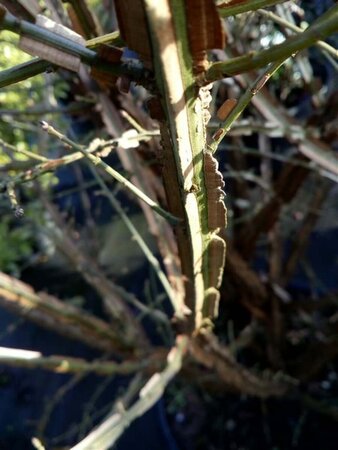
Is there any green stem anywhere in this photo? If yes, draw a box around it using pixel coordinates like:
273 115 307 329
0 58 52 89
0 145 103 190
0 8 145 85
0 137 48 161
86 31 124 48
257 8 338 59
2 9 97 62
205 4 338 81
40 121 181 224
0 56 144 91
85 163 181 318
0 352 148 376
210 59 284 152
217 0 289 17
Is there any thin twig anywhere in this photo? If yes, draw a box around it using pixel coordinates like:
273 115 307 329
86 31 123 48
256 8 338 60
71 336 188 450
87 164 181 318
39 121 181 224
210 59 284 152
0 349 150 375
0 137 48 162
0 58 52 89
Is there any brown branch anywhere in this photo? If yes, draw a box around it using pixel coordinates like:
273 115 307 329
0 272 134 355
189 330 293 398
66 0 102 39
0 352 154 376
0 0 41 21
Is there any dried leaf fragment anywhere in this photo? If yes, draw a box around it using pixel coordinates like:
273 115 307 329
216 98 238 120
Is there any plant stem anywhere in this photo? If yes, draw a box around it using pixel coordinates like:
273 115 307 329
85 163 181 318
0 58 52 88
2 8 97 61
217 0 289 17
71 336 188 450
210 59 284 152
205 4 338 81
65 0 101 39
0 350 149 375
0 272 131 353
0 8 145 84
40 121 181 224
0 137 48 161
257 8 338 59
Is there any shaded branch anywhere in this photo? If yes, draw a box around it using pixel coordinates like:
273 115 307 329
235 157 309 258
0 272 134 354
85 162 179 317
71 336 188 450
0 348 155 376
